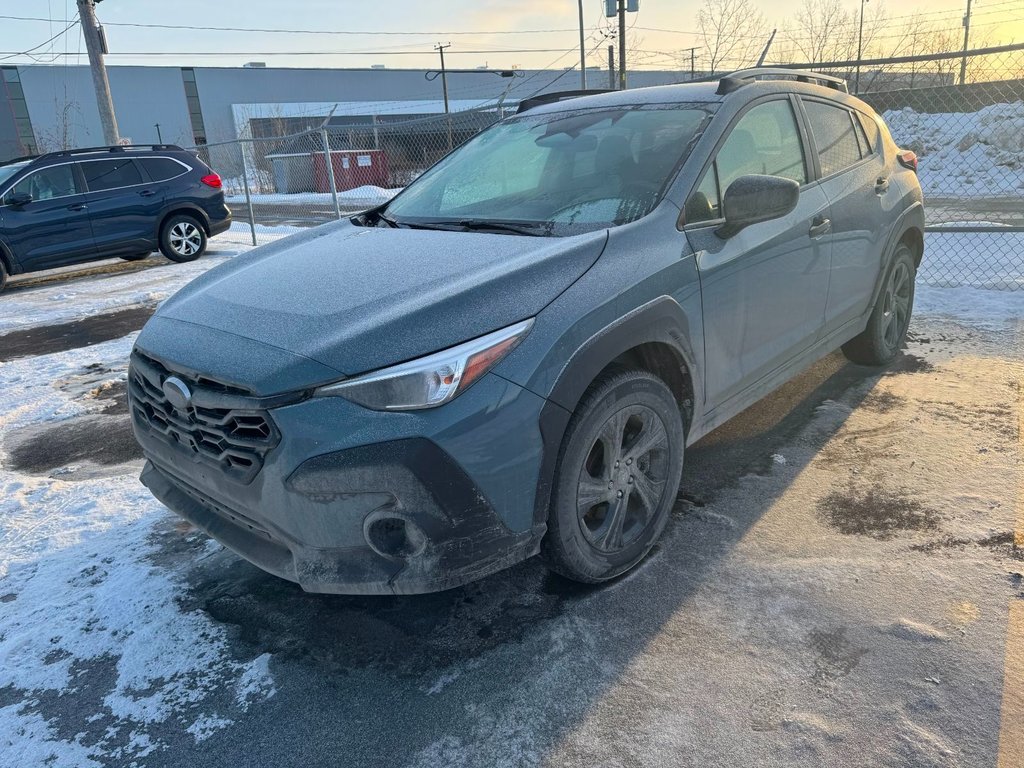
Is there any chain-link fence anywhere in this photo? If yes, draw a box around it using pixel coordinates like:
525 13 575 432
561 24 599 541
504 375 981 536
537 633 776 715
192 44 1023 290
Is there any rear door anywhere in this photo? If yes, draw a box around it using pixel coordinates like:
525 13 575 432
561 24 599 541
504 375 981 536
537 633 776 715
0 163 95 270
684 97 832 408
80 157 162 254
799 98 892 333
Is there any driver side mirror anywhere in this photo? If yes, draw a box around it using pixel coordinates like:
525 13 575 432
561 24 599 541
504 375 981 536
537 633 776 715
716 174 799 239
5 192 32 208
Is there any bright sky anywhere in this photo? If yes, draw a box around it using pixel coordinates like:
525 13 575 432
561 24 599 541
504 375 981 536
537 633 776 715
0 0 1021 71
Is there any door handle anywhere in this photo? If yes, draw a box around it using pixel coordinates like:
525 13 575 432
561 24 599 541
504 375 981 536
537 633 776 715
67 203 87 211
809 215 831 238
874 176 890 194
139 189 156 197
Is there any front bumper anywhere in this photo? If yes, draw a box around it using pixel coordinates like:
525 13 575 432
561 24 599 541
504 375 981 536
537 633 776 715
132 366 553 594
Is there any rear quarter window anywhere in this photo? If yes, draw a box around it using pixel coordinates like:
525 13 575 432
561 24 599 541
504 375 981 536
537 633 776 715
141 157 189 182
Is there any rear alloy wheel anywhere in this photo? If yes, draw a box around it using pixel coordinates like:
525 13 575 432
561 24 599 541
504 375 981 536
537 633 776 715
542 370 685 583
160 215 207 263
842 243 916 366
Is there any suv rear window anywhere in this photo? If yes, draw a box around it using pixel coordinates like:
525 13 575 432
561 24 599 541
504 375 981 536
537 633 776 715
82 159 143 191
141 157 188 182
803 101 862 177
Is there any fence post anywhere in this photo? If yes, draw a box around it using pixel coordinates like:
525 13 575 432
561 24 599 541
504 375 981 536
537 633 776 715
239 142 257 247
322 128 342 220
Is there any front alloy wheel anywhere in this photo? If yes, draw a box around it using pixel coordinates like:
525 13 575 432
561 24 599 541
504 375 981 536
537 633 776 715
543 370 685 583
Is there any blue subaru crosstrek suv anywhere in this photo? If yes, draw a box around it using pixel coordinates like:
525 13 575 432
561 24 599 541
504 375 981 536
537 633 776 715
129 69 924 594
0 144 231 292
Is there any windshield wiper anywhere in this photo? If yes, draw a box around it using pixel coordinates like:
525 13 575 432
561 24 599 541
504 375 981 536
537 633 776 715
375 210 403 228
422 219 551 236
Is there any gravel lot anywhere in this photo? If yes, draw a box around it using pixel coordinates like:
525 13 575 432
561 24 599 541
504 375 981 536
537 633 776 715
0 242 1021 767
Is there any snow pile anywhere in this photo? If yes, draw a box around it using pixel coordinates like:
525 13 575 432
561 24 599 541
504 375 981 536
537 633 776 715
0 341 276 765
883 102 1024 197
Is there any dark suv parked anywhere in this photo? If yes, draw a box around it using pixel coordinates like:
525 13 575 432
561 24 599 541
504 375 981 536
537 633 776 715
0 144 231 292
130 69 924 594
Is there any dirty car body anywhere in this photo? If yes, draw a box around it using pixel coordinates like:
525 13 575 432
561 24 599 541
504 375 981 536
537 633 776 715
130 72 924 594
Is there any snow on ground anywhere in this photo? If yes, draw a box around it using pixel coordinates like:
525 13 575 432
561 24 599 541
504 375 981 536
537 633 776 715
0 337 276 765
883 101 1024 198
0 223 300 335
225 185 400 207
921 227 1024 292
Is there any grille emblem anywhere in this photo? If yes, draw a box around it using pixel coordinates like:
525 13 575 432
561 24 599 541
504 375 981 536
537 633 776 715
162 376 193 410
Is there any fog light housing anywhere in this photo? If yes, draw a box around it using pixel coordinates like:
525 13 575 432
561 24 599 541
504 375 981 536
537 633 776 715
364 514 427 559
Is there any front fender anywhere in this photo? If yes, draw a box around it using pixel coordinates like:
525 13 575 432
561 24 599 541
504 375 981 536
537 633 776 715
522 295 701 528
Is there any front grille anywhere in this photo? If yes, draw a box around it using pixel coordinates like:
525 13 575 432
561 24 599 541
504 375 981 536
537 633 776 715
129 352 279 483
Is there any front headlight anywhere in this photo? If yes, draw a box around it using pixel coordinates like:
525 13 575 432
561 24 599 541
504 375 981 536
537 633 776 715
314 319 534 411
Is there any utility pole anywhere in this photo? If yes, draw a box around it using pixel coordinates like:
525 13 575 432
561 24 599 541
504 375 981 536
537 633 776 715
618 0 627 90
681 47 699 80
608 45 616 90
855 0 869 94
578 0 587 90
434 43 451 114
959 0 973 86
434 42 452 151
76 0 119 145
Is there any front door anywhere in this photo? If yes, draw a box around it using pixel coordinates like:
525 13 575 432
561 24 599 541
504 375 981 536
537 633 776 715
683 97 831 409
0 163 95 270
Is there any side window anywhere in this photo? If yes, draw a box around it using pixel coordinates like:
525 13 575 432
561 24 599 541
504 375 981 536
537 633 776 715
803 101 863 176
685 163 721 224
82 159 143 192
6 165 80 203
715 100 807 192
856 112 880 155
140 157 188 182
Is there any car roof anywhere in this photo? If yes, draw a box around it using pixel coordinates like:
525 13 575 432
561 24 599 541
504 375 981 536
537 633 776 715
519 77 873 118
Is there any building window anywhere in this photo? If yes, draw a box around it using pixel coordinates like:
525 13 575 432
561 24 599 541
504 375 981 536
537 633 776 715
2 66 38 155
180 68 207 146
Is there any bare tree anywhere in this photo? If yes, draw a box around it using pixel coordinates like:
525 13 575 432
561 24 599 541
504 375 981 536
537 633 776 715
785 0 857 64
697 0 768 74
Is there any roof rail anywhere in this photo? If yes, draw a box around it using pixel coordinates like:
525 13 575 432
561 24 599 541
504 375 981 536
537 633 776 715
48 144 185 159
516 89 613 114
716 68 849 95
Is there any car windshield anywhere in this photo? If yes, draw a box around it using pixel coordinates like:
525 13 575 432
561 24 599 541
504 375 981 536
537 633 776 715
383 103 715 236
0 161 29 191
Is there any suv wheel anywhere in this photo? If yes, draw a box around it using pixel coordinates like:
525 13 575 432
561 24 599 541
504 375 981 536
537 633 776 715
842 243 916 366
0 258 7 294
160 215 207 263
542 370 685 583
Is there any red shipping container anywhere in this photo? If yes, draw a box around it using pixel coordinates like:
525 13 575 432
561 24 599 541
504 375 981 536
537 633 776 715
311 149 390 193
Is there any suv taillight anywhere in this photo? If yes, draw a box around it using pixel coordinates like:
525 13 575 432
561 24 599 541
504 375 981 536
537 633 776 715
897 150 918 172
201 173 222 188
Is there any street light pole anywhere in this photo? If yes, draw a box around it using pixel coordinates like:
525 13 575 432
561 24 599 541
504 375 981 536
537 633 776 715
578 0 587 90
855 0 869 94
618 0 627 90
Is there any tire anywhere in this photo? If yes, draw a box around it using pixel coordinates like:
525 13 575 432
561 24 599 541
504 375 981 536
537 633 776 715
841 243 916 366
159 215 207 263
541 370 686 583
120 252 151 262
0 258 7 295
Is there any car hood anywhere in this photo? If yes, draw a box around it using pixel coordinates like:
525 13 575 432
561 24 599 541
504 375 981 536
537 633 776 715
153 220 607 383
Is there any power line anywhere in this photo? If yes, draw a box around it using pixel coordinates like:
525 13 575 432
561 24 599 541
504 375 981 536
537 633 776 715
0 17 79 62
0 14 580 36
0 48 574 58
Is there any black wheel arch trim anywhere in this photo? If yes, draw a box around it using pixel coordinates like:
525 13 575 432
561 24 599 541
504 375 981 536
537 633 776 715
868 201 924 312
156 204 212 238
531 295 701 527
